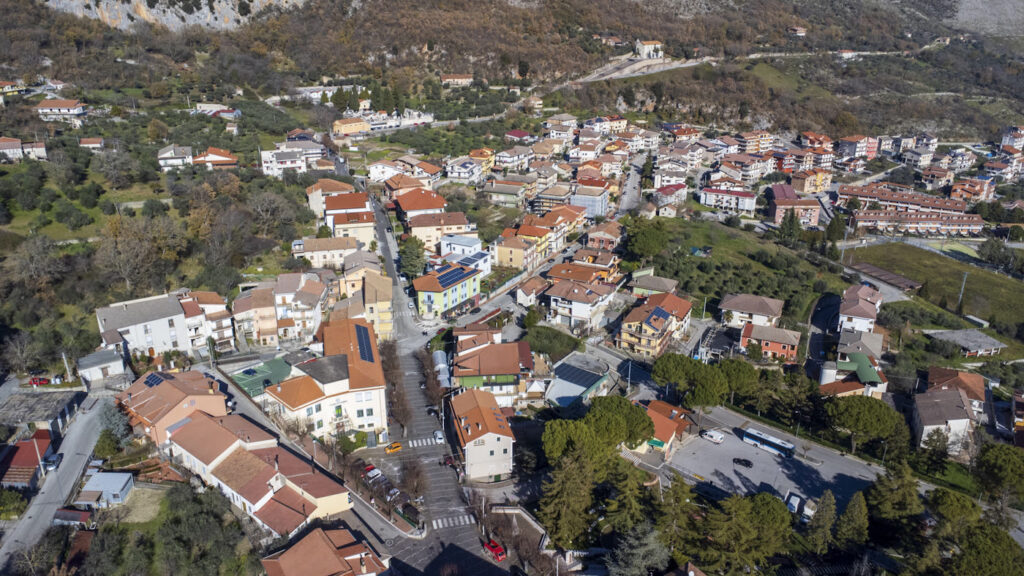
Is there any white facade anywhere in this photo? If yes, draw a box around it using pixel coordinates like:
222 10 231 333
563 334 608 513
445 157 483 184
440 235 483 257
463 432 514 480
839 315 875 334
699 188 756 215
260 150 307 178
157 145 193 172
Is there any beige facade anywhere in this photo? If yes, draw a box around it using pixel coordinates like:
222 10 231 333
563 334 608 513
333 117 371 136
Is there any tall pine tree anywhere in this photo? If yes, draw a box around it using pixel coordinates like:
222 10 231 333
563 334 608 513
835 491 870 548
808 490 837 555
537 450 595 549
656 474 700 565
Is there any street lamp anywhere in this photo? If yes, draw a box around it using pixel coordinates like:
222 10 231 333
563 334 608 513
794 409 801 438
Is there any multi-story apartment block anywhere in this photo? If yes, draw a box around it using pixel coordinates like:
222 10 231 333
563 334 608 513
305 178 357 219
616 292 692 358
96 290 235 358
850 211 984 236
837 183 966 215
232 273 327 346
265 318 388 436
699 188 756 216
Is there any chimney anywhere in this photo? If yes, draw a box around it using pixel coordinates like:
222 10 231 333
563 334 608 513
274 454 279 471
278 383 282 393
127 392 132 402
476 422 482 430
360 555 366 568
208 381 214 394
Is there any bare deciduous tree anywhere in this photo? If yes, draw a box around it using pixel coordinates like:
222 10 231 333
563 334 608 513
95 215 185 291
1 235 66 291
247 192 294 237
2 332 37 375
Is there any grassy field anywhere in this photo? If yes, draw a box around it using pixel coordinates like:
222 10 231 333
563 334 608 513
748 62 833 100
851 243 1024 325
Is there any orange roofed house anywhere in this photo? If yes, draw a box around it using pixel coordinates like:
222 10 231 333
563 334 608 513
166 411 352 538
740 324 802 362
448 389 515 480
117 371 228 444
261 527 388 576
193 147 239 170
263 318 388 438
634 400 692 457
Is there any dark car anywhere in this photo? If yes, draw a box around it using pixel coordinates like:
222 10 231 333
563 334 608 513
44 453 63 471
732 458 753 469
470 307 481 314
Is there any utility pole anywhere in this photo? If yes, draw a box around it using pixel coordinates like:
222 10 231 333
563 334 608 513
956 271 968 310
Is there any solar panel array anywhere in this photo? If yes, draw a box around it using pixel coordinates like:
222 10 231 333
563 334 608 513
435 265 477 289
553 363 603 389
144 373 167 388
354 324 375 363
645 306 671 329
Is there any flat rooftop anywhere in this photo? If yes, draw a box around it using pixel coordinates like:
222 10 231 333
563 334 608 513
0 391 83 425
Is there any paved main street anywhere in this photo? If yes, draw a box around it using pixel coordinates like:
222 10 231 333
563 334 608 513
370 198 506 576
0 396 109 569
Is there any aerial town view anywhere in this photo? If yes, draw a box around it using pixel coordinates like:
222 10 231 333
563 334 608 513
3 0 1024 575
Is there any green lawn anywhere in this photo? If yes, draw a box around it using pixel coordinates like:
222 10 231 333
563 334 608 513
748 62 833 100
851 243 1024 326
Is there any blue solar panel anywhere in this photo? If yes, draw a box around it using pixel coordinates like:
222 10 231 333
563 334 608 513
553 364 602 389
354 324 375 363
144 373 166 388
645 307 671 328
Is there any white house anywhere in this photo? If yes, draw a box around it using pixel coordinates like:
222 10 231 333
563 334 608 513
912 387 974 455
260 149 307 178
448 389 515 481
494 146 534 172
367 160 405 182
76 348 132 389
35 99 86 127
95 290 235 358
837 284 882 333
719 293 784 328
635 40 664 59
543 280 615 331
440 234 483 258
445 156 483 184
157 145 193 172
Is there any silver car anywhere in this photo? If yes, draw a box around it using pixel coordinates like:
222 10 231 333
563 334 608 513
433 430 445 444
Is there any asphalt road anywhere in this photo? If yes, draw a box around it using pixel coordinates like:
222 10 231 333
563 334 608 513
667 407 882 510
0 397 110 569
615 152 646 219
369 201 506 576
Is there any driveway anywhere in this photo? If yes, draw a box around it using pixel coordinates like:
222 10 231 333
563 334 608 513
0 397 110 569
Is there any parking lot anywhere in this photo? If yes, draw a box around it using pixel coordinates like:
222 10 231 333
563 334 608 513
666 408 883 509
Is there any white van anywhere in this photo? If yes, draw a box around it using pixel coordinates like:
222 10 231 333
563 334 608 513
700 429 725 444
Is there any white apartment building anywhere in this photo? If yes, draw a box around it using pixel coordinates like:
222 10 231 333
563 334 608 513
448 389 515 481
699 188 756 216
96 290 235 358
263 319 388 437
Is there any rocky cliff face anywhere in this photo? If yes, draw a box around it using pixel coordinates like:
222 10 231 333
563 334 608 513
39 0 306 30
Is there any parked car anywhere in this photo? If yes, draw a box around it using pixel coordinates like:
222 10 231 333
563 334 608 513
433 430 445 444
732 458 753 469
44 453 63 471
401 503 422 525
700 429 724 444
470 307 481 314
483 539 507 562
386 488 401 502
408 302 415 309
30 377 50 387
385 442 403 454
364 468 383 482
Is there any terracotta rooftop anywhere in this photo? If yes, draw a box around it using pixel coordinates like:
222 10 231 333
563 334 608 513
324 193 370 212
118 371 224 428
927 367 985 404
265 375 325 411
212 447 278 505
306 178 355 196
261 527 387 576
317 318 386 391
395 188 447 212
450 389 514 447
168 411 274 466
407 212 469 228
254 485 314 537
453 342 523 378
720 294 784 318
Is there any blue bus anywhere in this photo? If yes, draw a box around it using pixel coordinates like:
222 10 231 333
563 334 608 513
742 428 795 458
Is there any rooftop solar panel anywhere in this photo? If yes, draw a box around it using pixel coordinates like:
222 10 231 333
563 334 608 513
354 324 375 363
144 373 166 388
553 364 603 389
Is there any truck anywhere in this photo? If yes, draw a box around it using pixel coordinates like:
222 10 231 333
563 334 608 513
785 491 817 524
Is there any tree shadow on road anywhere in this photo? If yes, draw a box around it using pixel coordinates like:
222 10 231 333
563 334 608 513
391 542 506 576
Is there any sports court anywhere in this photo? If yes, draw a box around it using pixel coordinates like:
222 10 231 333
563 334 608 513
231 358 292 398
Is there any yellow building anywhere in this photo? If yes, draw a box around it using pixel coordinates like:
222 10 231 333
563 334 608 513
792 168 833 195
361 270 394 339
495 236 538 270
332 117 372 137
469 148 495 173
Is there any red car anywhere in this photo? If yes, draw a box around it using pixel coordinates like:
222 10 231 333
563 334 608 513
484 539 506 562
30 377 50 387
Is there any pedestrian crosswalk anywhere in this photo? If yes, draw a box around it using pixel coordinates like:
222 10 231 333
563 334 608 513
431 514 476 530
406 438 438 448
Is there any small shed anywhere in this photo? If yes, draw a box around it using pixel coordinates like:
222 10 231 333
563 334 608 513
77 348 132 389
75 472 134 509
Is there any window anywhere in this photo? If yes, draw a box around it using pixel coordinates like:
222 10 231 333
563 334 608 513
315 404 322 413
366 408 373 416
306 407 314 417
171 341 178 349
357 409 364 418
335 406 343 417
144 324 151 335
489 450 494 456
474 439 485 446
503 448 508 454
317 420 323 429
168 318 175 327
